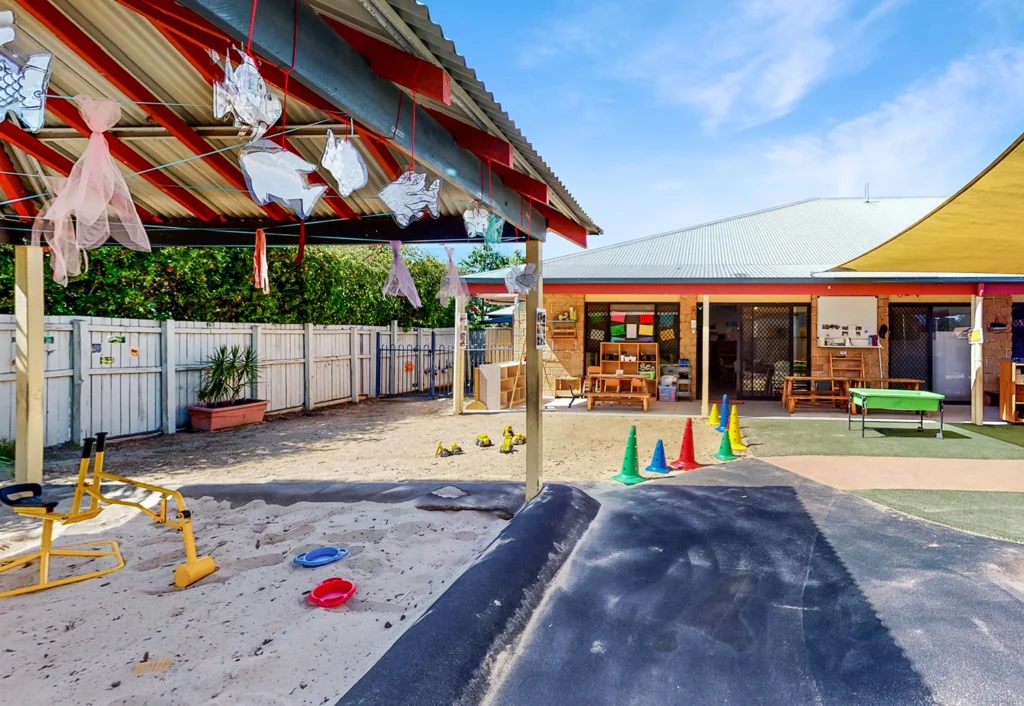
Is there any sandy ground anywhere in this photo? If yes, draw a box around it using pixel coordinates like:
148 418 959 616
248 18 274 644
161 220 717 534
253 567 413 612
767 456 1024 491
39 399 729 488
0 493 506 706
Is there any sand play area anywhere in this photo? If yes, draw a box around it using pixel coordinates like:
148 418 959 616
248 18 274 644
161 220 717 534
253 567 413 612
0 490 507 706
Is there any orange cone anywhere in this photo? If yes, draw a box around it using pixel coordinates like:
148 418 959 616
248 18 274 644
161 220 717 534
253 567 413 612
670 418 703 471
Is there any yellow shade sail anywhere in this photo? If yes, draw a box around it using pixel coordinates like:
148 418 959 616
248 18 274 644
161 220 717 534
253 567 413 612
840 130 1024 274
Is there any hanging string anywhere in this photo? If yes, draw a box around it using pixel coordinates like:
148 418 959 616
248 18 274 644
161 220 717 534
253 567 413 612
246 0 260 56
279 0 300 148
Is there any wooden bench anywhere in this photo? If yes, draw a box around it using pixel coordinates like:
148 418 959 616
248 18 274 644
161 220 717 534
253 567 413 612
783 376 849 413
586 392 650 412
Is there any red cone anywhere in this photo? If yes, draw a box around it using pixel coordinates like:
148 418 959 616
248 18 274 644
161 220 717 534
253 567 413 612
670 418 703 471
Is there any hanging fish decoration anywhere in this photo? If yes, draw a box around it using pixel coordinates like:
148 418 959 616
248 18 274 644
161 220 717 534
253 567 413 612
0 11 53 133
383 241 422 308
379 170 441 228
463 205 489 238
239 140 327 219
211 47 282 141
437 246 468 308
320 128 368 197
505 263 539 295
483 213 505 245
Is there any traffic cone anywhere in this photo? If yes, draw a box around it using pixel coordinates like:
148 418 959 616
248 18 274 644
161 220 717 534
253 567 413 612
707 403 720 427
716 395 730 433
612 425 647 485
645 439 673 474
713 430 738 462
728 407 747 452
670 418 703 471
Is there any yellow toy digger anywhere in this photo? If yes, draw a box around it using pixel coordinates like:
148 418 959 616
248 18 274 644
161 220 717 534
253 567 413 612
474 434 493 448
434 442 464 458
0 432 216 599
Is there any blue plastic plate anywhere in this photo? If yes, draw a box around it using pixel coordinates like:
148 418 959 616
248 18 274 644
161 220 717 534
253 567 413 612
293 546 349 567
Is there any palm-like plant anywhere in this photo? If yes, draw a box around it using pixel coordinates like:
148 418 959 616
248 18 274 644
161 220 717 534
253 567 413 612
197 345 260 406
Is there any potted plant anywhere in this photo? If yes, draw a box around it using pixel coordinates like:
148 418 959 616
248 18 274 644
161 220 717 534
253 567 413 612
187 345 267 431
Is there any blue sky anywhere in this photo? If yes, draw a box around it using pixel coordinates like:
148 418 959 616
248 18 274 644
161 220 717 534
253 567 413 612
426 0 1024 259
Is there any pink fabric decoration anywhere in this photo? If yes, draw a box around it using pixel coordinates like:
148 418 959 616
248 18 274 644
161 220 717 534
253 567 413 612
382 241 421 308
254 228 269 294
437 246 468 308
31 95 149 285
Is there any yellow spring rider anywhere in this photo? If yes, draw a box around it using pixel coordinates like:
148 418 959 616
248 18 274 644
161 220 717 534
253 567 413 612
0 432 215 599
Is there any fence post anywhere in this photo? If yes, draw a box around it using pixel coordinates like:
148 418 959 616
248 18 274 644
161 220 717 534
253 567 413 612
161 319 176 434
416 328 425 393
375 331 382 397
390 320 398 397
251 324 262 400
304 323 314 410
71 318 91 444
349 328 359 404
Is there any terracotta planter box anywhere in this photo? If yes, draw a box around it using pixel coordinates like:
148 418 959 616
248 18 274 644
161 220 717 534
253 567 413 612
188 400 268 432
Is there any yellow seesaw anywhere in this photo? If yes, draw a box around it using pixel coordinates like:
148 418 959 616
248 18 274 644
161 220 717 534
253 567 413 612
0 432 215 599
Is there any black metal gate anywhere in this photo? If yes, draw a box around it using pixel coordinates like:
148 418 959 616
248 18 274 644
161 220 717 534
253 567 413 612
888 304 931 385
737 304 794 399
375 331 454 398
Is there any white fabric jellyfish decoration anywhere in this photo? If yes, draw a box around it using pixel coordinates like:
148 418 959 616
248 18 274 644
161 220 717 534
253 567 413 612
383 240 422 308
505 263 539 295
211 47 282 141
436 246 468 308
0 11 52 133
379 170 440 228
31 96 149 286
239 140 327 220
320 128 367 197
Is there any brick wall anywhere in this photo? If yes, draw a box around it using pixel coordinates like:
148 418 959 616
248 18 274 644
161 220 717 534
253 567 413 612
542 293 585 393
809 295 889 378
984 295 1012 394
680 296 697 367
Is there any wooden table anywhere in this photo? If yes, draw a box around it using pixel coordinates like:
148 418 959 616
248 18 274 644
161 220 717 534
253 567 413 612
783 376 925 414
586 373 652 412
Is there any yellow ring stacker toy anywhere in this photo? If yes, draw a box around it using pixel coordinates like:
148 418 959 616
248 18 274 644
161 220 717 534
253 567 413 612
0 432 216 599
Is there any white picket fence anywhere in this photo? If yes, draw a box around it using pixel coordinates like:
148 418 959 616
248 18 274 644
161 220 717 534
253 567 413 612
0 315 452 447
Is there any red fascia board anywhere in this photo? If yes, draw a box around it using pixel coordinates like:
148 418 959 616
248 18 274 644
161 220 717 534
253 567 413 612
47 94 223 222
322 17 451 106
423 108 512 167
531 201 587 248
0 145 35 218
466 281 997 296
23 0 287 221
490 162 548 202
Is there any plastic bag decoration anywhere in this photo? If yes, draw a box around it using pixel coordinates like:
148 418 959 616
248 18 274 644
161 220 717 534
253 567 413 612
0 11 52 133
505 263 539 295
436 246 468 308
31 96 149 286
239 140 327 220
483 213 505 245
378 170 440 228
462 205 505 244
211 47 282 141
254 228 269 295
382 241 422 308
320 128 367 197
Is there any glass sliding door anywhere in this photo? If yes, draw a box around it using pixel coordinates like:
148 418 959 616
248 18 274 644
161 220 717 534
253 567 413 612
736 304 808 399
931 306 970 401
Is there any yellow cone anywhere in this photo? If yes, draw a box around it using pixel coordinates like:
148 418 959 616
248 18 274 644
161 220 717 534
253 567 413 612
728 407 747 451
707 403 720 427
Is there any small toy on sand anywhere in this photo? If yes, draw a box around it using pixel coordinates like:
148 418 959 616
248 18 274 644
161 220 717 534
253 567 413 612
434 442 464 458
475 434 493 447
502 425 526 445
308 577 357 608
293 546 349 568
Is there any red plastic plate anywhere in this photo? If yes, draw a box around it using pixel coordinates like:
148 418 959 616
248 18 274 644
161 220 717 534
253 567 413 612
308 577 357 607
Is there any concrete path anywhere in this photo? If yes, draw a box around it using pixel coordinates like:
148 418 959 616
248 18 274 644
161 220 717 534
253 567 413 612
485 461 1024 706
766 455 1024 491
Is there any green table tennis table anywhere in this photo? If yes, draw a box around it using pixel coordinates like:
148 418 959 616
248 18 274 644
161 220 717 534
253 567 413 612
848 388 946 439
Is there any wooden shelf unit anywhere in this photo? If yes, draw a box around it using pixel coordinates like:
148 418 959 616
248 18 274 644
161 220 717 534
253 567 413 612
999 359 1024 423
599 342 660 395
474 360 526 410
549 320 579 339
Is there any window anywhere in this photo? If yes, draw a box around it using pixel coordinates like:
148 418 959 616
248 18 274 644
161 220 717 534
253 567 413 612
585 303 680 368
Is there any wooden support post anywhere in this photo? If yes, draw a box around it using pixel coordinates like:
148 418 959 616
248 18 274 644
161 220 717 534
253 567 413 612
161 319 176 434
701 295 710 418
304 323 315 411
349 329 359 404
525 239 544 501
971 293 984 425
15 245 44 484
453 292 466 414
71 318 91 444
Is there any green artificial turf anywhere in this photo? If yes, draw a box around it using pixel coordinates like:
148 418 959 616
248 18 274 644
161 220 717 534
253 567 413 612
853 489 1024 543
955 423 1024 448
742 418 1024 459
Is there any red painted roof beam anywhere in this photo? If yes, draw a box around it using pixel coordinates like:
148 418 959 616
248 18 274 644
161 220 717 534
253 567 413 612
490 162 548 203
321 17 451 106
47 94 223 222
532 200 587 248
0 145 35 218
22 0 287 221
423 108 512 167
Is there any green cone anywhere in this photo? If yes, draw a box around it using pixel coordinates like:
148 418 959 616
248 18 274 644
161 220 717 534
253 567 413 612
713 430 738 462
612 425 647 485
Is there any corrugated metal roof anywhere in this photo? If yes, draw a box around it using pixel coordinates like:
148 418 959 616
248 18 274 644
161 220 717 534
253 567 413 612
467 197 948 283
